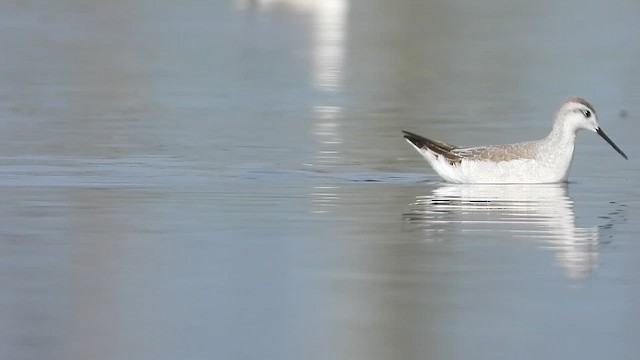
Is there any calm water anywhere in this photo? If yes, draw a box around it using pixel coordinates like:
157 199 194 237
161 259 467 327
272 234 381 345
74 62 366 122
2 1 640 359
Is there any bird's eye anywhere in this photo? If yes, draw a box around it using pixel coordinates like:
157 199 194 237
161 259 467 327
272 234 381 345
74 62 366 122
582 109 592 118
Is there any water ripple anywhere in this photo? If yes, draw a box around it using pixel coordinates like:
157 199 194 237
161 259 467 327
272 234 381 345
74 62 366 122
404 184 601 279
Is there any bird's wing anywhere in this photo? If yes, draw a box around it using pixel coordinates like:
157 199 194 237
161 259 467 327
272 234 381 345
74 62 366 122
403 131 540 163
453 141 539 162
402 131 462 163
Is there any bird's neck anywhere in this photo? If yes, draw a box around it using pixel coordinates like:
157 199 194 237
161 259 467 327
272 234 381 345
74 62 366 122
537 121 577 181
545 121 577 148
534 122 575 178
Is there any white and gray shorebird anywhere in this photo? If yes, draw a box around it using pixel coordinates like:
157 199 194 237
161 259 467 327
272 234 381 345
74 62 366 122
403 97 628 184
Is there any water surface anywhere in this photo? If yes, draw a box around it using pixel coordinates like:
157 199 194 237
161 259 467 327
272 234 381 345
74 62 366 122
1 1 640 359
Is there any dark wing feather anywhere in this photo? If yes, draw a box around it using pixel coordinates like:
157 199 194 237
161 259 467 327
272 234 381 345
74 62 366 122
402 131 462 164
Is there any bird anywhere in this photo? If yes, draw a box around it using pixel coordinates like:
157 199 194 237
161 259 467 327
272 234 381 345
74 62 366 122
402 97 628 184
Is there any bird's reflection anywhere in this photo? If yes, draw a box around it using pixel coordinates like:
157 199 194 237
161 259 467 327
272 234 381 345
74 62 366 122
404 184 600 279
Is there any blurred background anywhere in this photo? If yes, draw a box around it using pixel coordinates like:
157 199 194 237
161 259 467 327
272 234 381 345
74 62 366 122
1 1 639 359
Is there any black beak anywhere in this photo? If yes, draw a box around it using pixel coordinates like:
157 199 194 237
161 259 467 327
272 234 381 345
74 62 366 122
596 127 628 160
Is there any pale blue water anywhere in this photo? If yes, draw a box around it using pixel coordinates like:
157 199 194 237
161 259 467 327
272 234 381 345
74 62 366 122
1 1 640 359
